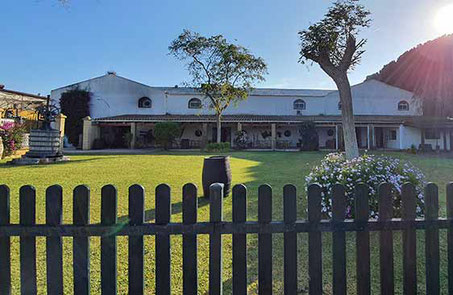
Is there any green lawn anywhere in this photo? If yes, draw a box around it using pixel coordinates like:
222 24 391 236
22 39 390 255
1 151 452 294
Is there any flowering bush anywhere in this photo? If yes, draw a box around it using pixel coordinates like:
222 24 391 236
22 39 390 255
305 153 426 218
0 122 26 157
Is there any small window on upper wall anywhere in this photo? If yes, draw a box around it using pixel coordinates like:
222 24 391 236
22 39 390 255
293 99 306 110
188 98 202 109
138 97 152 108
398 100 409 111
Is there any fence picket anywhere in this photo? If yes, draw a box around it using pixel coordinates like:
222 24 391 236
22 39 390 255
73 185 90 295
355 184 370 295
447 183 453 294
183 183 198 295
332 184 346 295
101 185 117 295
378 183 394 295
232 184 247 295
209 183 224 295
20 185 37 294
258 184 273 294
0 185 11 295
46 185 63 294
128 185 145 295
283 184 297 295
425 183 439 295
402 183 417 295
307 184 323 295
156 184 171 295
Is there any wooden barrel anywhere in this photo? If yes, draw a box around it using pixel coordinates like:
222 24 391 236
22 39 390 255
202 156 232 198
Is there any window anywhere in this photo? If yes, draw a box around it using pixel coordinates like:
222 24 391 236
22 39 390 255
398 100 409 111
293 99 306 110
188 98 202 109
138 97 152 108
390 130 397 140
425 128 441 139
284 130 291 137
338 102 342 110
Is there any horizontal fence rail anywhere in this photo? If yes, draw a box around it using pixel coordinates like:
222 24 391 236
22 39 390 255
0 182 451 294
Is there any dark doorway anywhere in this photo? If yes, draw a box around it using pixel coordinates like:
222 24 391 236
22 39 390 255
212 127 231 143
375 127 384 149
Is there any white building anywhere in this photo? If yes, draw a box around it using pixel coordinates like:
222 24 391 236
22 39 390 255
51 72 453 151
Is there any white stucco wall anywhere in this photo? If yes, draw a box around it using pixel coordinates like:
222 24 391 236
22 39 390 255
51 75 422 119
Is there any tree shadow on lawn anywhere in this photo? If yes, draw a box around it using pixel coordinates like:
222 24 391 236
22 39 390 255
0 157 105 169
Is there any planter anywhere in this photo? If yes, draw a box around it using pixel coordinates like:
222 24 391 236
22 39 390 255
202 156 232 198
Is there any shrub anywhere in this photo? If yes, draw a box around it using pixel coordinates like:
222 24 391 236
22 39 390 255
305 153 426 218
154 122 181 150
0 122 26 157
206 142 230 152
299 121 319 151
59 88 91 146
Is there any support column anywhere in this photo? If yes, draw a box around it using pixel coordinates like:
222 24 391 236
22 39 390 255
55 113 67 148
399 124 404 150
82 116 100 150
370 125 375 150
335 125 339 150
443 129 448 152
367 125 371 150
421 128 425 150
271 123 276 150
130 122 137 149
201 123 208 148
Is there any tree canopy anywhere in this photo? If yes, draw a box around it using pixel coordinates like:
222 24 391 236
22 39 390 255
169 30 267 142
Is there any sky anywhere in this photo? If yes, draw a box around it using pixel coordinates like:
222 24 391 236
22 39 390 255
0 0 452 95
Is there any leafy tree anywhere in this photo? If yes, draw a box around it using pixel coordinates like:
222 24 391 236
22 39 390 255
169 30 267 143
59 88 91 146
298 0 371 159
154 122 181 150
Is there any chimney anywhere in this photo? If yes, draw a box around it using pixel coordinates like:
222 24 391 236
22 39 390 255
107 71 117 75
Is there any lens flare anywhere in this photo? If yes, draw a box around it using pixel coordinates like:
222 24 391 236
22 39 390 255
434 4 453 35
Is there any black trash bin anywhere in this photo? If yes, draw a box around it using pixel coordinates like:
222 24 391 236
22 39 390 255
202 156 232 198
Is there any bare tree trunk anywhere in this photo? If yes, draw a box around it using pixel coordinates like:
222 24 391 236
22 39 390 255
333 73 359 159
216 113 222 143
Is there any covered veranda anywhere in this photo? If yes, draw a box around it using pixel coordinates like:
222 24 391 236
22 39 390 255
82 114 417 151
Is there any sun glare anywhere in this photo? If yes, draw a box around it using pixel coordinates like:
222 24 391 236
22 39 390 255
434 3 453 35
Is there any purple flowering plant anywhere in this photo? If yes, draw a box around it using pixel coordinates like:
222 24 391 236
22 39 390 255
0 122 25 157
306 153 426 218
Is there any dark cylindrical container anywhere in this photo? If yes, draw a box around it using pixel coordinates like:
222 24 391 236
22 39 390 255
202 156 232 198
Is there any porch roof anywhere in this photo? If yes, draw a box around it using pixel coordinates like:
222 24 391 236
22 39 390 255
402 117 453 128
94 114 415 125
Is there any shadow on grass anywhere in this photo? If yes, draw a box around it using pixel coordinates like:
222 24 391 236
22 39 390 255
0 157 105 169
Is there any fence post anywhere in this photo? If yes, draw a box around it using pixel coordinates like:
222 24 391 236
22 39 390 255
20 185 37 294
232 184 247 295
46 185 64 294
0 185 10 295
447 183 453 294
425 183 439 295
307 184 322 295
73 185 90 295
128 185 145 295
183 183 198 295
258 184 273 295
283 184 297 295
209 183 223 295
332 184 346 295
355 184 370 295
156 184 171 295
402 183 417 294
101 185 118 295
378 183 394 295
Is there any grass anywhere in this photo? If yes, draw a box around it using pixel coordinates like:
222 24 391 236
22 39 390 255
0 151 452 294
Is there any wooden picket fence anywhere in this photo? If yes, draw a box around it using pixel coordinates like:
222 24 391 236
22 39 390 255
0 182 452 294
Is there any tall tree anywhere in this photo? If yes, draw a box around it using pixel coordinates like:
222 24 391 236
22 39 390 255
299 0 371 159
169 30 267 143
